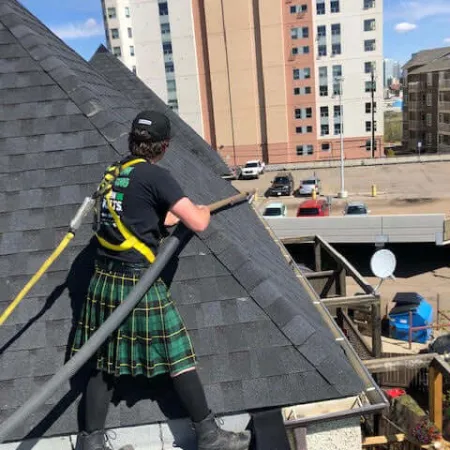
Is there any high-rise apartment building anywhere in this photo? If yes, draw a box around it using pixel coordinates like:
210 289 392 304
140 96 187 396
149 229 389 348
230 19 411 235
384 58 401 87
101 0 384 164
403 46 450 154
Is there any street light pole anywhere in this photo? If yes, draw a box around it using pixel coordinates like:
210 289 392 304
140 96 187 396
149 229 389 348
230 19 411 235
336 76 347 198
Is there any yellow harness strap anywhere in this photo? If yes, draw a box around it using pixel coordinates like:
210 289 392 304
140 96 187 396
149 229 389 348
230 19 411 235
95 158 156 264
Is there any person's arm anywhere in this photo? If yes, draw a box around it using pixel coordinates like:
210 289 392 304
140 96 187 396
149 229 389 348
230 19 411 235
170 197 210 233
164 210 180 227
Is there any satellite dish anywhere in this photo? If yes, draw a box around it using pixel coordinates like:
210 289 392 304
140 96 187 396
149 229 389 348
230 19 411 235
370 249 397 280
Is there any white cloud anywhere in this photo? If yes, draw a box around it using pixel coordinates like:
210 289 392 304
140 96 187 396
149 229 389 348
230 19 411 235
51 18 104 40
386 0 450 22
445 38 450 43
394 22 417 33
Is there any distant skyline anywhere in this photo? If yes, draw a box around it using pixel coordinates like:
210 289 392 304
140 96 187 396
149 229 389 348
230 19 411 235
19 0 450 66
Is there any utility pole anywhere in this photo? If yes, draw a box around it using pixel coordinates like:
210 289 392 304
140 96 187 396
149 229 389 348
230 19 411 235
371 67 376 158
335 76 347 198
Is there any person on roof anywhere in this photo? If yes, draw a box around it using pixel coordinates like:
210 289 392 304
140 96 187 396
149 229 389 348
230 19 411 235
71 111 251 450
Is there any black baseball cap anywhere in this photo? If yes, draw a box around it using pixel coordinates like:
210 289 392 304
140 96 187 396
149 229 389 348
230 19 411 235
131 111 171 142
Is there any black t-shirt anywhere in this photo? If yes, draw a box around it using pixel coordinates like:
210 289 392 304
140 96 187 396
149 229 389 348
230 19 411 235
96 156 185 263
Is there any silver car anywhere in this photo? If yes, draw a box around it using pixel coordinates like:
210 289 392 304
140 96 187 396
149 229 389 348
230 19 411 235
344 202 370 215
298 177 321 195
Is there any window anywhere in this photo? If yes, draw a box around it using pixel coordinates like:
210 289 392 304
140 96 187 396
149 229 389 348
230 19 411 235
111 28 119 39
334 123 342 134
319 86 328 96
125 7 131 18
291 27 309 39
128 27 133 38
294 87 301 95
296 126 313 134
304 68 311 79
320 106 329 117
296 145 314 156
365 81 376 92
292 47 299 55
317 25 326 37
321 124 329 135
165 62 174 73
332 44 341 55
113 46 121 57
331 24 341 35
426 113 432 126
291 4 308 13
303 46 310 54
426 93 432 106
426 133 432 145
159 2 169 16
167 79 176 92
319 66 328 78
322 143 331 152
161 23 171 34
365 139 373 151
318 45 327 57
364 39 376 51
107 7 116 18
364 19 376 31
163 42 173 55
330 0 340 13
332 65 342 78
305 86 312 94
130 45 135 56
365 61 376 73
365 102 376 113
366 121 377 132
333 82 342 95
427 73 433 87
296 126 303 134
168 99 178 110
317 1 325 14
334 105 342 117
293 69 300 80
132 66 137 75
306 126 313 132
295 108 302 119
306 107 312 118
364 0 375 9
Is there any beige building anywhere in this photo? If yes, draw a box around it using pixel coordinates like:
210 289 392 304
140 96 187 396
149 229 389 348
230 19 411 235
101 0 384 164
403 46 450 154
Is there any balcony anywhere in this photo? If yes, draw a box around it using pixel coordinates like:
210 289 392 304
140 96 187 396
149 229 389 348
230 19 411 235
407 101 421 109
439 122 450 134
408 82 422 92
408 120 422 129
439 101 450 111
439 143 450 152
440 79 450 90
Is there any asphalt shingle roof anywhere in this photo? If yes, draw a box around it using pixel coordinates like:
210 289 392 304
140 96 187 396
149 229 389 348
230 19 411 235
404 46 450 72
0 0 365 441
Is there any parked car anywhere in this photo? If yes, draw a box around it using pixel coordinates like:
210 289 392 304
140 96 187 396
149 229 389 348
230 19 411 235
296 199 330 217
241 160 265 179
223 165 242 180
262 202 287 219
344 202 370 215
266 172 294 197
297 176 321 196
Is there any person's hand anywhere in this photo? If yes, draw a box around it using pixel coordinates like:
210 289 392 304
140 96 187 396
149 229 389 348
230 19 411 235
164 211 180 227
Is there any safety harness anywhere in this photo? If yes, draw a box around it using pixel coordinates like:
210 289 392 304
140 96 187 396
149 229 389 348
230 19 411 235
95 158 156 264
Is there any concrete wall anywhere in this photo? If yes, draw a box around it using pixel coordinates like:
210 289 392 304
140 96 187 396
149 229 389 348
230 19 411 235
306 417 362 450
267 214 446 245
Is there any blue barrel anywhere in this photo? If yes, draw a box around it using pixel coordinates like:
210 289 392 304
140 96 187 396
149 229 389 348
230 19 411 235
389 293 433 344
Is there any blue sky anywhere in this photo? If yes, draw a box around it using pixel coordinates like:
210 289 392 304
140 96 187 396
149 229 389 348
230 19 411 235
19 0 450 65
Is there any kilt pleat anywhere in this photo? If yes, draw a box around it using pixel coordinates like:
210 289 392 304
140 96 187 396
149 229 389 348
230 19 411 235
71 264 196 378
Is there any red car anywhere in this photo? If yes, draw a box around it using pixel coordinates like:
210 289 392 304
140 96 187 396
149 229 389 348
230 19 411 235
296 199 330 217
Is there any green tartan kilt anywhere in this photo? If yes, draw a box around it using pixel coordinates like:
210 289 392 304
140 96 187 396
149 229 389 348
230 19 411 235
71 263 196 378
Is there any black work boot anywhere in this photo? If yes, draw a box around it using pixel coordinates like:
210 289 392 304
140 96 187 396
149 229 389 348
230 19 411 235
75 431 111 450
193 413 251 450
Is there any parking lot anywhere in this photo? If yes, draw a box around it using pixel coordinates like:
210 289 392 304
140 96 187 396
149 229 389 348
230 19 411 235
232 161 450 217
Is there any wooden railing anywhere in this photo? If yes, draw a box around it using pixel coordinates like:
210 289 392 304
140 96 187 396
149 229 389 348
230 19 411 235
362 433 424 449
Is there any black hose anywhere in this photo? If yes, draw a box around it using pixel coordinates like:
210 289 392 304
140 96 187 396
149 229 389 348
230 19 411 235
0 226 190 443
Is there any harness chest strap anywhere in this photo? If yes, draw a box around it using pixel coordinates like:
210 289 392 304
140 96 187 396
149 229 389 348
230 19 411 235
95 158 156 264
